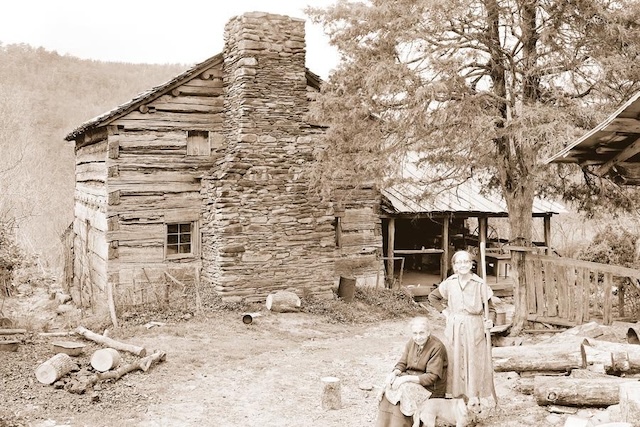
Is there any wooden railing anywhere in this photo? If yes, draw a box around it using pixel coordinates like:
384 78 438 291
520 252 640 326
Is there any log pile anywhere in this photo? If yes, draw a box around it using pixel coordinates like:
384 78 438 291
496 321 640 424
36 325 165 396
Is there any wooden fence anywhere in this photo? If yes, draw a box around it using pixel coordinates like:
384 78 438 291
521 252 640 326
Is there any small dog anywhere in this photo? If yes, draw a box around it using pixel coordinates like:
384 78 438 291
412 395 474 427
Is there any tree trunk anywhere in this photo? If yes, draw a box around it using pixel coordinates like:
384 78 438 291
75 326 147 357
534 376 637 407
492 343 584 373
35 353 78 385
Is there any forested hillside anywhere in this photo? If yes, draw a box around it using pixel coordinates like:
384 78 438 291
0 43 188 272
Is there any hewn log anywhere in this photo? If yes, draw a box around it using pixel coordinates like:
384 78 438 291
321 376 342 410
534 376 638 407
619 381 640 424
492 344 584 372
35 353 78 385
75 326 147 357
583 338 640 373
265 291 301 313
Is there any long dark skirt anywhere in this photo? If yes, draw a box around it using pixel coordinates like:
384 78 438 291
375 397 413 427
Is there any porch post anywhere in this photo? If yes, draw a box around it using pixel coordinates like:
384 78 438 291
479 216 488 248
387 218 395 288
543 215 551 255
440 215 450 281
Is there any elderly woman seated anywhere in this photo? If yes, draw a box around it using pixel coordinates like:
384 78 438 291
375 316 448 427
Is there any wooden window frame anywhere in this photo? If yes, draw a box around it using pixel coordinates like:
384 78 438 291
165 221 200 260
186 130 211 156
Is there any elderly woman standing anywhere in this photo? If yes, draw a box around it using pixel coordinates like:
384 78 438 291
375 316 448 427
428 250 495 408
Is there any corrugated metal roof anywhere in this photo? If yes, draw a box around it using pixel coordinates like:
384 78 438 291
381 181 566 215
382 159 567 215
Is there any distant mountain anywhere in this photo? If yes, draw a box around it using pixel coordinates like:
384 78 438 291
0 42 188 271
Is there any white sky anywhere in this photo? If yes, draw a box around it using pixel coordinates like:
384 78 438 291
0 0 341 79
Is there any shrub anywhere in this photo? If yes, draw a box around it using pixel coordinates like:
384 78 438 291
0 222 25 296
301 286 422 324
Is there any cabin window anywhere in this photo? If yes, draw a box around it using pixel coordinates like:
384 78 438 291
165 222 198 259
186 130 210 156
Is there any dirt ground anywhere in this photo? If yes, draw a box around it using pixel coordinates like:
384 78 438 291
0 287 619 427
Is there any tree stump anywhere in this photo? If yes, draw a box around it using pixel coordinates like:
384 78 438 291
321 376 342 410
35 353 78 384
620 381 640 424
91 348 121 372
265 291 301 313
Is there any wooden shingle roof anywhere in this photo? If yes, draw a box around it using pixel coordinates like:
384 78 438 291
65 54 322 141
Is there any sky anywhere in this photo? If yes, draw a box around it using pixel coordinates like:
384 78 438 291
0 0 341 79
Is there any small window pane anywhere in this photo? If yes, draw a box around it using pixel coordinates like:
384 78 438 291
166 222 194 257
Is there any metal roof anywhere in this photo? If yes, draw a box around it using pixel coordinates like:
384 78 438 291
381 159 566 215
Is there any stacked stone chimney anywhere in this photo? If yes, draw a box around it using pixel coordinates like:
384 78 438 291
201 12 337 301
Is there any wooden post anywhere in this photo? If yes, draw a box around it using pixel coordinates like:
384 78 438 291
603 272 613 325
321 376 342 410
510 244 527 335
440 215 450 282
620 381 640 423
543 215 552 255
387 219 395 288
479 216 488 276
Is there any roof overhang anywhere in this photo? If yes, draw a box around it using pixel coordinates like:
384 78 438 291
547 92 640 184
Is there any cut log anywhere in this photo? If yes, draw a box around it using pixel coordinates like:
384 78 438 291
583 338 640 373
91 348 121 372
492 343 584 373
0 329 27 335
97 350 166 381
534 376 639 407
75 326 147 357
321 376 342 410
35 353 78 385
619 381 640 424
265 291 301 313
580 342 615 373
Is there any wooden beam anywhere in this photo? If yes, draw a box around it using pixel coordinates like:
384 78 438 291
596 136 640 176
387 218 395 288
608 117 640 133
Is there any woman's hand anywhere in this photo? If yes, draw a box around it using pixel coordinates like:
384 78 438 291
385 369 401 386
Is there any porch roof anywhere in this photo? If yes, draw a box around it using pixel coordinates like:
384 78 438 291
547 91 640 184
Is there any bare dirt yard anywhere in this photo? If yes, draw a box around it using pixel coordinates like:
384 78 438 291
0 286 622 427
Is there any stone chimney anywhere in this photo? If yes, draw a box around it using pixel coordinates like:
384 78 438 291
201 12 336 301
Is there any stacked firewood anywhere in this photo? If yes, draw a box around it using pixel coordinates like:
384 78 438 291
493 321 640 423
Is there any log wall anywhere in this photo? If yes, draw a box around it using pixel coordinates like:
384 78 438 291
73 130 109 313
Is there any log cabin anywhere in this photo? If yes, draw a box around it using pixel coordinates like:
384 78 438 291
64 12 382 319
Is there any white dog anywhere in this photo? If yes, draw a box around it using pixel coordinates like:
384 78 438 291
412 395 475 427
